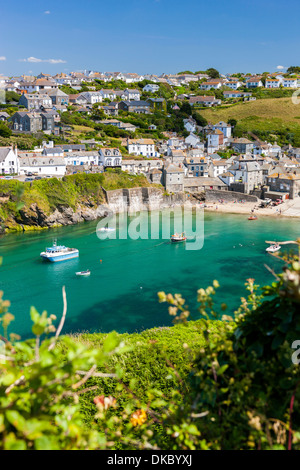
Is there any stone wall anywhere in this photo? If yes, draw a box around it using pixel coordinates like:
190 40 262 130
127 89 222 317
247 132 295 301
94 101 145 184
104 187 187 213
205 189 259 203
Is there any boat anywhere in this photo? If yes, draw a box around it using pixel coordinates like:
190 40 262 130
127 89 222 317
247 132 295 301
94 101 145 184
40 240 79 262
171 232 187 243
97 227 115 232
266 244 281 253
76 270 90 276
248 215 257 220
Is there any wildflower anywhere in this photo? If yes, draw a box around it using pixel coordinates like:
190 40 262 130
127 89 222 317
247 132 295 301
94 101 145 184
93 395 117 412
130 409 147 427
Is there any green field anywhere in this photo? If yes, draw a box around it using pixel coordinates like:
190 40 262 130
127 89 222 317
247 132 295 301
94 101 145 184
201 97 300 145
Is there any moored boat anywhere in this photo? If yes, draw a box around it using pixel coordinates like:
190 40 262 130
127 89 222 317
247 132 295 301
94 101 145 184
171 232 187 243
40 240 79 262
98 227 115 232
76 270 90 276
266 244 281 253
248 215 257 220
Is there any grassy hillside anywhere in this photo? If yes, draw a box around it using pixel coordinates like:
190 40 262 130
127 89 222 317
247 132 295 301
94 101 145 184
201 97 300 124
201 97 300 145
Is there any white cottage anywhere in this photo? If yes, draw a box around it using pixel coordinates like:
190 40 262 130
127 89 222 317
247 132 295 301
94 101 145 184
18 156 66 176
0 147 19 175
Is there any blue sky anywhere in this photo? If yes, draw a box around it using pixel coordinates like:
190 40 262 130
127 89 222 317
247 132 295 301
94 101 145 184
0 0 300 76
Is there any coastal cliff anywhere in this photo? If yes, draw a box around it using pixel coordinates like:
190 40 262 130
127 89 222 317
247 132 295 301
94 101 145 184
0 173 189 234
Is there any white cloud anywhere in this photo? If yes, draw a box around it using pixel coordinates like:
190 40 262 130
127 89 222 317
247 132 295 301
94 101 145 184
20 57 66 64
277 65 286 70
44 10 51 14
0 56 6 61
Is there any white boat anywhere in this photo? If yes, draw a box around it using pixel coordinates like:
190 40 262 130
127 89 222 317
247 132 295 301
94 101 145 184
97 227 115 232
76 270 91 276
40 240 79 262
266 244 281 253
171 232 187 243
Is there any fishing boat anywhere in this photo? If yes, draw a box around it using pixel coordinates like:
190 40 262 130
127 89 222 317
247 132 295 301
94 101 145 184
266 244 281 253
76 270 90 276
40 240 79 262
171 232 187 243
248 215 257 220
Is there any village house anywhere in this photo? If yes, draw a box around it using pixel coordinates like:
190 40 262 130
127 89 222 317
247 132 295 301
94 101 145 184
188 95 222 107
185 133 202 148
282 78 298 88
19 93 52 111
79 91 103 105
246 78 263 88
102 103 119 116
98 148 122 168
208 159 230 178
199 81 222 91
68 94 88 106
265 78 281 88
212 121 232 141
10 111 42 133
18 155 66 176
122 89 141 101
223 91 252 99
121 159 163 176
0 112 10 121
206 129 224 153
0 147 19 175
18 78 58 93
184 156 208 177
229 137 254 154
225 80 243 89
266 170 300 199
226 159 263 193
143 84 160 93
46 89 69 106
126 138 158 158
118 100 151 114
163 164 185 192
64 151 99 167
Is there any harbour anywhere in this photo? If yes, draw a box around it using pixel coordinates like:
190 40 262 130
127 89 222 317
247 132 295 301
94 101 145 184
0 210 299 339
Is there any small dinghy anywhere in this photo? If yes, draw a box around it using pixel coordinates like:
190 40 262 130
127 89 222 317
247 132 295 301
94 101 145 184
98 227 115 232
266 244 281 253
248 215 257 220
76 270 91 276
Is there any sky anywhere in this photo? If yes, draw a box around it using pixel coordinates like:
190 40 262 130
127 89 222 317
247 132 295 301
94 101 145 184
0 0 300 77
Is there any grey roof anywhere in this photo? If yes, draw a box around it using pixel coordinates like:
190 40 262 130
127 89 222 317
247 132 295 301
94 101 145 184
0 148 12 162
19 156 65 166
42 147 63 155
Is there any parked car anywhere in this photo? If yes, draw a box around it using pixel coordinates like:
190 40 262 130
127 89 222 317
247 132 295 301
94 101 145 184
27 172 33 176
4 176 13 180
35 176 42 180
25 178 34 182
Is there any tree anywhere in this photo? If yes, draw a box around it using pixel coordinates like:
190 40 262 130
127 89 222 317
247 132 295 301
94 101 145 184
0 122 12 138
192 112 208 127
206 68 220 79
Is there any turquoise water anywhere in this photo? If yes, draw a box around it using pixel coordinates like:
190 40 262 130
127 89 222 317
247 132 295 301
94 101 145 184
0 210 299 339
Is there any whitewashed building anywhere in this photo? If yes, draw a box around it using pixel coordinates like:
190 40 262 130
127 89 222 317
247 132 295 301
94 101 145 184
18 156 66 176
0 147 19 175
98 148 122 168
127 139 158 158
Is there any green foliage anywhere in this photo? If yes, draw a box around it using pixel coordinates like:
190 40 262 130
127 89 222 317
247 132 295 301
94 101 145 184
0 123 12 138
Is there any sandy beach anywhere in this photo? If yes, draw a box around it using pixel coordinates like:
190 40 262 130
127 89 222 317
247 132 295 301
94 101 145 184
203 198 300 218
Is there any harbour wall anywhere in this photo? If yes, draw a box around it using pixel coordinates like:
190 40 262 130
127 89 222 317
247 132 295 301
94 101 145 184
205 189 259 203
